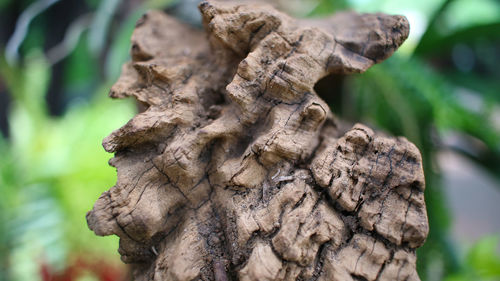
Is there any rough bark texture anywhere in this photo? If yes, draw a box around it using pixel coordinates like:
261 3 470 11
87 1 429 280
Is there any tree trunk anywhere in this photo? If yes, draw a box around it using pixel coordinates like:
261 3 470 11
87 1 429 280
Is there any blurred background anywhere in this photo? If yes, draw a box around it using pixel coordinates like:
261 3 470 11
0 0 499 280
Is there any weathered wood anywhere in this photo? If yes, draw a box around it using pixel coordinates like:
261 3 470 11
87 1 428 280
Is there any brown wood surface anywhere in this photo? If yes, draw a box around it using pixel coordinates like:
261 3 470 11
87 1 428 280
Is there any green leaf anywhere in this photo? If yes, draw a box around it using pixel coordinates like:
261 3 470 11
105 5 147 81
414 22 500 56
308 0 347 16
466 235 500 278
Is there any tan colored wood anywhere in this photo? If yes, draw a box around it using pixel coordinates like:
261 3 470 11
87 1 428 280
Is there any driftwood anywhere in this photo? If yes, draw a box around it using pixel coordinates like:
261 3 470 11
87 1 429 280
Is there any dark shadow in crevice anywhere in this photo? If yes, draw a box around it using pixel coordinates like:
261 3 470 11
313 74 345 116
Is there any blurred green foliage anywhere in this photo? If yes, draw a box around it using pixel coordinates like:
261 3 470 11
0 0 499 280
444 236 500 281
0 53 135 280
